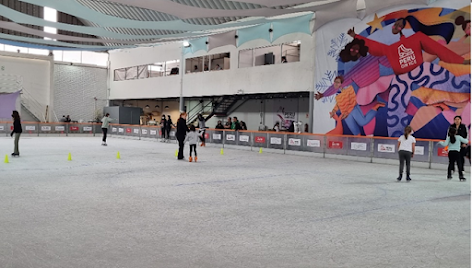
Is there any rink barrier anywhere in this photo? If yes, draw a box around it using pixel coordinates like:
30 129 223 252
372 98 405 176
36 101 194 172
0 122 459 167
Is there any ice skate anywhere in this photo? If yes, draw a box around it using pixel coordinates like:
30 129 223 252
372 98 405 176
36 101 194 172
460 177 466 182
406 176 411 182
396 175 402 181
11 153 19 157
189 156 193 162
195 156 198 162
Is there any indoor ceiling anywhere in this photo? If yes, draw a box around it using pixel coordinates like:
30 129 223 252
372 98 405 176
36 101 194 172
0 0 433 51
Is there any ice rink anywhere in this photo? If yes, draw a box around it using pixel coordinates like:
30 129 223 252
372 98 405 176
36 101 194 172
0 136 470 268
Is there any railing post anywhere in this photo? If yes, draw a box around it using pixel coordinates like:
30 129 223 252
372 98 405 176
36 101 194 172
222 130 225 149
428 141 433 169
283 133 287 154
370 137 374 163
37 122 40 137
323 135 327 158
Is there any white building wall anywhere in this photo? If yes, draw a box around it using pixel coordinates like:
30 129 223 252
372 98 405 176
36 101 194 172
0 52 52 121
53 64 108 122
108 32 315 99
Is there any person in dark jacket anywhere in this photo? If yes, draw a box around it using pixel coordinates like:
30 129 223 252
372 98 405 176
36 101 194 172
166 115 174 142
240 121 248 130
11 110 22 156
215 120 225 129
450 115 468 172
160 115 167 142
231 117 241 131
176 112 188 160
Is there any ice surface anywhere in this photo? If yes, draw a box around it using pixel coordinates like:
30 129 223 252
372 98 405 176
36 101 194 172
0 136 470 268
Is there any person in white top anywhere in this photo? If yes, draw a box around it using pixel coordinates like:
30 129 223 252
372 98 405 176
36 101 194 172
101 113 114 146
397 125 416 181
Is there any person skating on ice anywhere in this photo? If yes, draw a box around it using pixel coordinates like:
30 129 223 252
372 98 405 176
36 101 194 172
11 110 22 157
185 125 198 162
397 125 415 181
176 112 188 160
101 113 114 146
438 127 469 181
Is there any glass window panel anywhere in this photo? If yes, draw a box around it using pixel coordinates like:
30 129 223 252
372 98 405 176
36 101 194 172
28 48 49 56
53 50 63 61
4 45 27 53
82 51 108 66
62 51 81 63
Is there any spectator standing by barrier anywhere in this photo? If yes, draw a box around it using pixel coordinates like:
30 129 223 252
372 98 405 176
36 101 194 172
166 115 174 142
231 117 241 130
240 121 247 130
224 117 232 129
215 120 225 129
10 110 22 156
185 125 198 162
273 122 280 132
101 113 114 146
397 125 415 181
449 115 468 173
176 113 187 160
198 114 206 146
439 127 469 181
160 115 167 142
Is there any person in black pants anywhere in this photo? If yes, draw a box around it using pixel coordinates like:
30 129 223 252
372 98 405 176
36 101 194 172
166 115 173 142
11 110 22 156
450 116 468 172
176 112 188 160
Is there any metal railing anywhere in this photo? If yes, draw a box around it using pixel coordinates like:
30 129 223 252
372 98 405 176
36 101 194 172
0 121 460 168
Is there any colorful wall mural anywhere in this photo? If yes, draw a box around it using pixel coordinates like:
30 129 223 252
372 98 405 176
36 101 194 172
314 5 470 139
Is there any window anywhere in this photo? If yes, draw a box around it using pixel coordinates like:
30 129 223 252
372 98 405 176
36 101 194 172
165 60 180 76
82 51 108 67
238 41 301 68
148 63 164 77
114 69 126 81
62 51 81 63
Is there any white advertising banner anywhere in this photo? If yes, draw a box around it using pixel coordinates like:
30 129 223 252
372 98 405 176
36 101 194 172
270 137 282 145
351 142 367 151
41 126 51 131
288 138 301 146
378 144 395 153
307 139 321 147
239 135 249 142
226 134 235 141
213 133 222 140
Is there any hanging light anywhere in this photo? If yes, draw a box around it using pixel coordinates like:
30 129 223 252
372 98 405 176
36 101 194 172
155 105 160 109
145 105 150 109
164 106 169 109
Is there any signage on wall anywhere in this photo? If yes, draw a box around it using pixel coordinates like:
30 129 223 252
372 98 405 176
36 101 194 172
307 139 321 147
288 138 301 146
213 133 222 140
26 126 36 131
437 147 448 157
270 137 282 145
112 127 117 132
415 146 424 156
118 128 124 133
239 135 249 142
328 141 343 149
133 129 139 134
41 126 51 131
126 128 132 133
350 142 367 151
378 144 395 153
142 129 148 135
55 126 65 131
83 127 92 131
150 130 157 135
204 133 209 139
226 134 236 141
70 126 79 131
255 136 266 143
0 126 4 131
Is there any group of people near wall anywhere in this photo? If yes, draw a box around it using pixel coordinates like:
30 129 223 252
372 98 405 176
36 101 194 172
215 117 247 131
398 116 470 182
159 115 174 142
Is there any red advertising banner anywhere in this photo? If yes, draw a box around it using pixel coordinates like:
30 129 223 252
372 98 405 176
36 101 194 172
255 136 266 143
437 147 448 157
328 140 343 149
70 126 79 131
204 133 210 139
126 128 132 133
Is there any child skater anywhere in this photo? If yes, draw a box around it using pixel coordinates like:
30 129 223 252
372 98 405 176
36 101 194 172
438 127 469 181
185 125 198 162
397 125 415 181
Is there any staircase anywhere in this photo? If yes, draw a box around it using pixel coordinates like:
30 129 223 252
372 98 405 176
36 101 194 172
206 95 240 120
21 102 41 122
